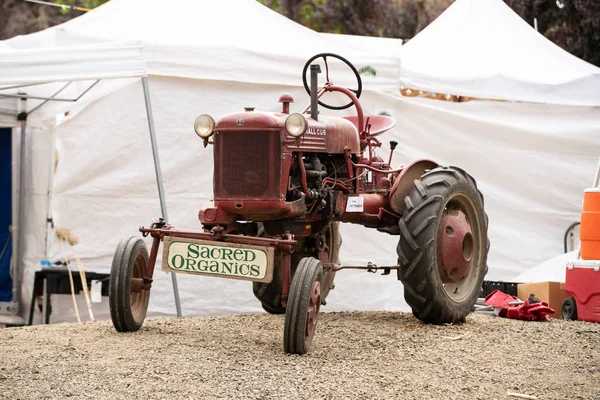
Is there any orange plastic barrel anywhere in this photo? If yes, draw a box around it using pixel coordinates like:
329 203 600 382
580 188 600 260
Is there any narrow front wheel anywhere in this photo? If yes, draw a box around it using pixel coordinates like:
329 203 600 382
109 237 151 332
283 257 323 355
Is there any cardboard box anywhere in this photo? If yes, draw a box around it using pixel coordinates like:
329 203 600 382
517 281 568 319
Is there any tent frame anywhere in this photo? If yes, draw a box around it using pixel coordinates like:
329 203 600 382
0 77 182 320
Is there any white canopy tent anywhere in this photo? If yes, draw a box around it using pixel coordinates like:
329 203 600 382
0 40 188 320
399 0 600 285
1 0 598 325
0 41 145 86
4 0 400 91
400 0 600 106
0 0 404 323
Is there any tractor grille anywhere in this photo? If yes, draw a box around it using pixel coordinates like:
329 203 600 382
214 130 281 199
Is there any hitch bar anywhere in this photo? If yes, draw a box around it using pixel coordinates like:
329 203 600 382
322 262 400 275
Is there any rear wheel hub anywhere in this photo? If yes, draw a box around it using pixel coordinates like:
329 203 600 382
440 209 473 283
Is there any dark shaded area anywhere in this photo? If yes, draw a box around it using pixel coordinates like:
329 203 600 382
0 128 12 302
262 0 600 67
505 0 600 67
0 0 72 40
0 0 598 66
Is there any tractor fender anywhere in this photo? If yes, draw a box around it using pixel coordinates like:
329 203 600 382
389 159 439 215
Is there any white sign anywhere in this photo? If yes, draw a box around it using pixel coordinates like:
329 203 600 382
90 280 102 303
162 237 274 283
346 196 364 212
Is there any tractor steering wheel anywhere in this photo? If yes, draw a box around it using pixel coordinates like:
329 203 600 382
302 53 362 111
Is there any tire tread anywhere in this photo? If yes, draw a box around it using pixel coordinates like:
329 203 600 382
397 166 489 324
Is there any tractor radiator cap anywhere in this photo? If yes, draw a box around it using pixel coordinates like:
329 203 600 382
278 93 294 103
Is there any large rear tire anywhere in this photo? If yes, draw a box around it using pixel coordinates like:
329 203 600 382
397 167 489 324
283 257 323 355
109 237 151 332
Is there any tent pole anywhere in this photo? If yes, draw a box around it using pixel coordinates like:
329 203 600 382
593 157 600 188
14 97 27 314
141 76 182 318
44 123 58 259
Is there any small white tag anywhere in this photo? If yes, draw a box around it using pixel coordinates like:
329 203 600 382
345 196 364 212
91 280 102 303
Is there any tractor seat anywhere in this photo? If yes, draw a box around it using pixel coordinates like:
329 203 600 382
342 115 397 137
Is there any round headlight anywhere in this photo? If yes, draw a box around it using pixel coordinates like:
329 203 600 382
194 114 215 138
285 113 308 137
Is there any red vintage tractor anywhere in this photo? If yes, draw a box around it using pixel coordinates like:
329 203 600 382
109 54 489 355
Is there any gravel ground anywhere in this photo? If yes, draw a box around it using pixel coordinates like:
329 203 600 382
0 312 599 400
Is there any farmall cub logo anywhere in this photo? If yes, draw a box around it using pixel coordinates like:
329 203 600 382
162 237 274 283
306 126 326 136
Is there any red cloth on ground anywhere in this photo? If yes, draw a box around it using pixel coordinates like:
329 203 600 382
484 290 515 309
506 299 555 321
484 290 555 321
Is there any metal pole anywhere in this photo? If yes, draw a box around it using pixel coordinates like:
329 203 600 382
141 77 182 317
593 157 600 188
0 80 99 103
14 97 27 313
44 124 57 259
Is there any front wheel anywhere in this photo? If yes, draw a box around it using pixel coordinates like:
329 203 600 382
109 237 151 332
284 257 323 355
397 166 489 324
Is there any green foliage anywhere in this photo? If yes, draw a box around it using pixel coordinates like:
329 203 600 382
505 0 600 67
54 0 109 14
300 4 314 24
257 0 279 13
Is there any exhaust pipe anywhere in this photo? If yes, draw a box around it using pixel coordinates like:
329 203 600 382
310 64 321 121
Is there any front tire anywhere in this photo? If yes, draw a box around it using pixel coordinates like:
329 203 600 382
109 237 151 332
284 257 323 355
397 167 489 324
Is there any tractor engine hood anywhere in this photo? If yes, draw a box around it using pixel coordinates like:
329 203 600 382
215 111 360 154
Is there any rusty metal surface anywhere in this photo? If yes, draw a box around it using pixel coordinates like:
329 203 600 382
339 193 390 228
130 253 150 320
142 235 162 291
130 278 144 293
306 280 321 341
343 114 396 137
285 115 360 154
278 93 294 115
297 152 313 199
140 225 297 251
199 198 306 225
322 262 400 273
440 209 473 283
322 85 364 133
281 247 291 308
217 112 284 131
217 111 360 155
214 130 281 199
389 159 438 215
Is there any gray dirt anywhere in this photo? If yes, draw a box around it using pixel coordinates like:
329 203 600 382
1 312 599 400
